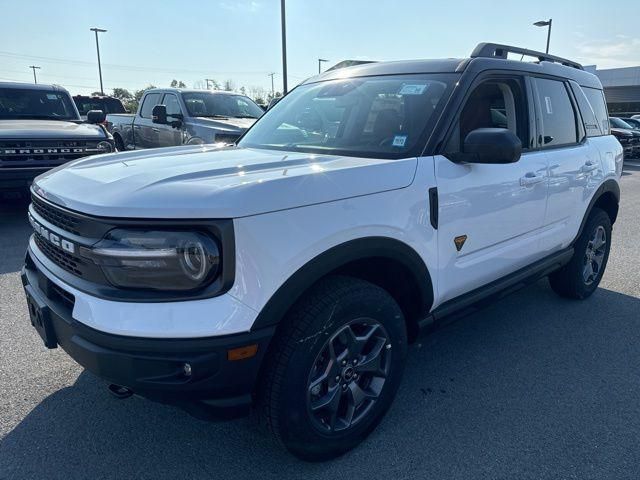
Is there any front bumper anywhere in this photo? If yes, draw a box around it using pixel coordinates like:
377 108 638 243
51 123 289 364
0 168 50 190
21 249 275 418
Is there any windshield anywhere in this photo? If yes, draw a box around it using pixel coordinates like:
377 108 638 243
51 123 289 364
238 74 456 158
182 92 263 119
610 117 633 129
0 88 78 120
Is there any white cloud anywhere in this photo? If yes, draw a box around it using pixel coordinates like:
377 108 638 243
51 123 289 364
219 1 261 12
575 37 640 69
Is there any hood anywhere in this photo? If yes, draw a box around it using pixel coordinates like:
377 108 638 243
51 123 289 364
192 116 257 131
0 119 107 139
610 127 634 137
33 146 417 219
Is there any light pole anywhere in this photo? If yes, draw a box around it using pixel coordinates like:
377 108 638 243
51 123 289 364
280 0 288 94
90 27 107 94
318 58 329 74
268 72 276 97
28 65 41 84
533 19 552 54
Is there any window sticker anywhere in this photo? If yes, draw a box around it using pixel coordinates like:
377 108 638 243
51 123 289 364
392 135 407 147
544 96 553 114
399 84 428 95
46 94 59 100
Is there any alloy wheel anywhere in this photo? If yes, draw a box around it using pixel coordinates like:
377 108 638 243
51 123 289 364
583 225 607 285
306 319 392 433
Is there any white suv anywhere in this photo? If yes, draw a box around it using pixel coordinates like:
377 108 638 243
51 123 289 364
22 43 622 460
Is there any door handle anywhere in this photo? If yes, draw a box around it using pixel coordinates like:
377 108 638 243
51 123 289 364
520 172 545 186
152 128 160 133
581 161 598 173
133 125 141 129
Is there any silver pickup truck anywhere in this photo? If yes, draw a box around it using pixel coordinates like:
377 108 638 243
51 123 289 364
107 88 263 150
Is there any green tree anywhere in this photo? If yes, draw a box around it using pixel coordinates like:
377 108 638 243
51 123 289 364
170 79 187 88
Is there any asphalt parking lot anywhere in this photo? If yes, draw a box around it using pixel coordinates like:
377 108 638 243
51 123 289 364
1 165 640 480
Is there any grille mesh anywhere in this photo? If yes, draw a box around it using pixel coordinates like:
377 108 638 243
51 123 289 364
32 196 81 236
34 234 83 276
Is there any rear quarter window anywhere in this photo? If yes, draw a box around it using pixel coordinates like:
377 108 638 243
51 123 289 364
570 82 603 137
582 87 610 135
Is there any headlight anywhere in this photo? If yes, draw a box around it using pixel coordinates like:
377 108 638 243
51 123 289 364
82 229 220 291
97 140 114 153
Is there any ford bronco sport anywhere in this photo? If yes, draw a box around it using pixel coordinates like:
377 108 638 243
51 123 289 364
22 44 622 460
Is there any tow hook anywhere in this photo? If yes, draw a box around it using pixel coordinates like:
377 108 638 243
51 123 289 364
107 383 134 399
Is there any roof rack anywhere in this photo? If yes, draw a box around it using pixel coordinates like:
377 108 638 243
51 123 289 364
470 43 583 70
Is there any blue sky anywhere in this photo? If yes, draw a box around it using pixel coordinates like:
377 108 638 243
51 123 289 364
1 0 639 97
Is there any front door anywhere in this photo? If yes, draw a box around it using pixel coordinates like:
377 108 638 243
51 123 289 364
435 76 549 304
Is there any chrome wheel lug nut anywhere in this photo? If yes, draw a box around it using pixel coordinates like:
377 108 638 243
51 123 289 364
335 375 340 382
352 358 358 365
341 360 347 366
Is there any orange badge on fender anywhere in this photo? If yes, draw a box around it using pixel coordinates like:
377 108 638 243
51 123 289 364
454 235 467 252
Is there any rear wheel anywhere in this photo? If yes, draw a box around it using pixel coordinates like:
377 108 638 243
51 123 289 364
258 276 407 461
549 208 612 299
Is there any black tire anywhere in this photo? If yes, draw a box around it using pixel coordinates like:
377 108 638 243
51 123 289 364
257 275 407 461
113 134 125 152
549 207 612 299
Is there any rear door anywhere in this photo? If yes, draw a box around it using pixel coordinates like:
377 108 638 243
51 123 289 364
135 92 162 149
531 77 600 250
435 74 550 303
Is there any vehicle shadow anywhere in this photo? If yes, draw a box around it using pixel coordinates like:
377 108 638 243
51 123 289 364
2 281 640 479
0 193 31 275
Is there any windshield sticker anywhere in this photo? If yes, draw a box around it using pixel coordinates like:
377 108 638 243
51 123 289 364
392 135 407 147
399 84 428 95
544 96 553 114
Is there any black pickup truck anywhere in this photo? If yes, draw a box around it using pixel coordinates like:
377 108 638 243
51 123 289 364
107 88 263 150
0 82 115 190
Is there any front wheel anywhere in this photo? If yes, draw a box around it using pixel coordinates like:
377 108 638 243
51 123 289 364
258 276 407 461
549 207 612 299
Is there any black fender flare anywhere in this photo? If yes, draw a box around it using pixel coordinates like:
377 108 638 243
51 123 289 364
250 236 434 331
574 179 620 243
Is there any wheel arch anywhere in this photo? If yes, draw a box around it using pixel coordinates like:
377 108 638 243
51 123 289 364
251 237 434 343
575 179 620 243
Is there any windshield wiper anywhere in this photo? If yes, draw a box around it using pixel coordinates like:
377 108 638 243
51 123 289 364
231 115 257 119
198 114 230 119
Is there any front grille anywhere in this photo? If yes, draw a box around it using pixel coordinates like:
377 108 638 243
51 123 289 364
32 195 81 235
51 283 75 311
34 233 84 276
0 139 101 169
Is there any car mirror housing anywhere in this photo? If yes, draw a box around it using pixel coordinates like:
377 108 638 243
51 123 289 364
87 110 106 124
152 105 168 124
449 128 522 164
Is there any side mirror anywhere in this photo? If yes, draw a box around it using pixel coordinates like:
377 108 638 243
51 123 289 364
87 110 106 124
453 128 522 164
267 97 281 110
152 104 167 124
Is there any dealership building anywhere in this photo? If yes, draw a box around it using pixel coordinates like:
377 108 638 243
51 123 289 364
585 65 640 116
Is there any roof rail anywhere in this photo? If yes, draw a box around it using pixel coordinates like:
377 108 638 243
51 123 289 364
470 43 583 70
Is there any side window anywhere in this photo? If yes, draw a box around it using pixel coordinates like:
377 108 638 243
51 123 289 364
533 78 578 148
139 93 161 118
582 87 610 135
446 79 528 153
570 82 601 137
162 94 182 117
